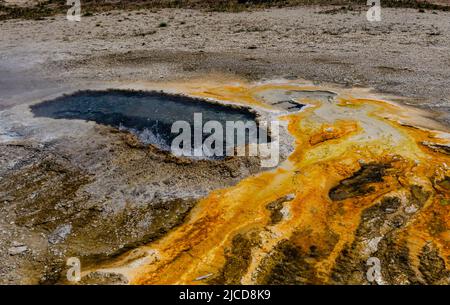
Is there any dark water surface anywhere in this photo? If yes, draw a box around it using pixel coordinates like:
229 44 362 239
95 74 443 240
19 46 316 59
31 90 266 155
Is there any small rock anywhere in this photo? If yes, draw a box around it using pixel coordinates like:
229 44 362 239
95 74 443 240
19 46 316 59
405 205 418 214
2 195 15 202
48 224 72 245
285 193 295 201
8 245 28 256
12 241 25 247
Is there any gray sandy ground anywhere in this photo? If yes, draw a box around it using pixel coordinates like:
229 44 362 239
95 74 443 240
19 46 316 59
1 6 450 123
0 6 449 284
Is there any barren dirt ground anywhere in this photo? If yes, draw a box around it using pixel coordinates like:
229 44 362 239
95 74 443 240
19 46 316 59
0 6 449 284
1 6 450 123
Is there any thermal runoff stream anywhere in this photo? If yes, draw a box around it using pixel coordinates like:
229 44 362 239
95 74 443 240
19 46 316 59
81 80 450 285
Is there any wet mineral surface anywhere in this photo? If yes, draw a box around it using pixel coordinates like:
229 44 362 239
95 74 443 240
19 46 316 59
80 79 450 285
0 78 449 285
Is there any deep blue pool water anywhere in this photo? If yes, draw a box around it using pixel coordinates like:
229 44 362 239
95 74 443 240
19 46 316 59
31 90 267 156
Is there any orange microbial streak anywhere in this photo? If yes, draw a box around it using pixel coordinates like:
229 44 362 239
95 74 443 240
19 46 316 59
86 80 450 285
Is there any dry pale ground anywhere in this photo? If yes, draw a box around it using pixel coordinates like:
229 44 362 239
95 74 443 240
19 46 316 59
1 6 450 123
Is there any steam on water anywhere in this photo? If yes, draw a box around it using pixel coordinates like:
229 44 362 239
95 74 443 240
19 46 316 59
31 90 267 156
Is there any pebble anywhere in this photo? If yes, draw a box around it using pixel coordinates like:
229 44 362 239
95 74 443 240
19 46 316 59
8 245 28 256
